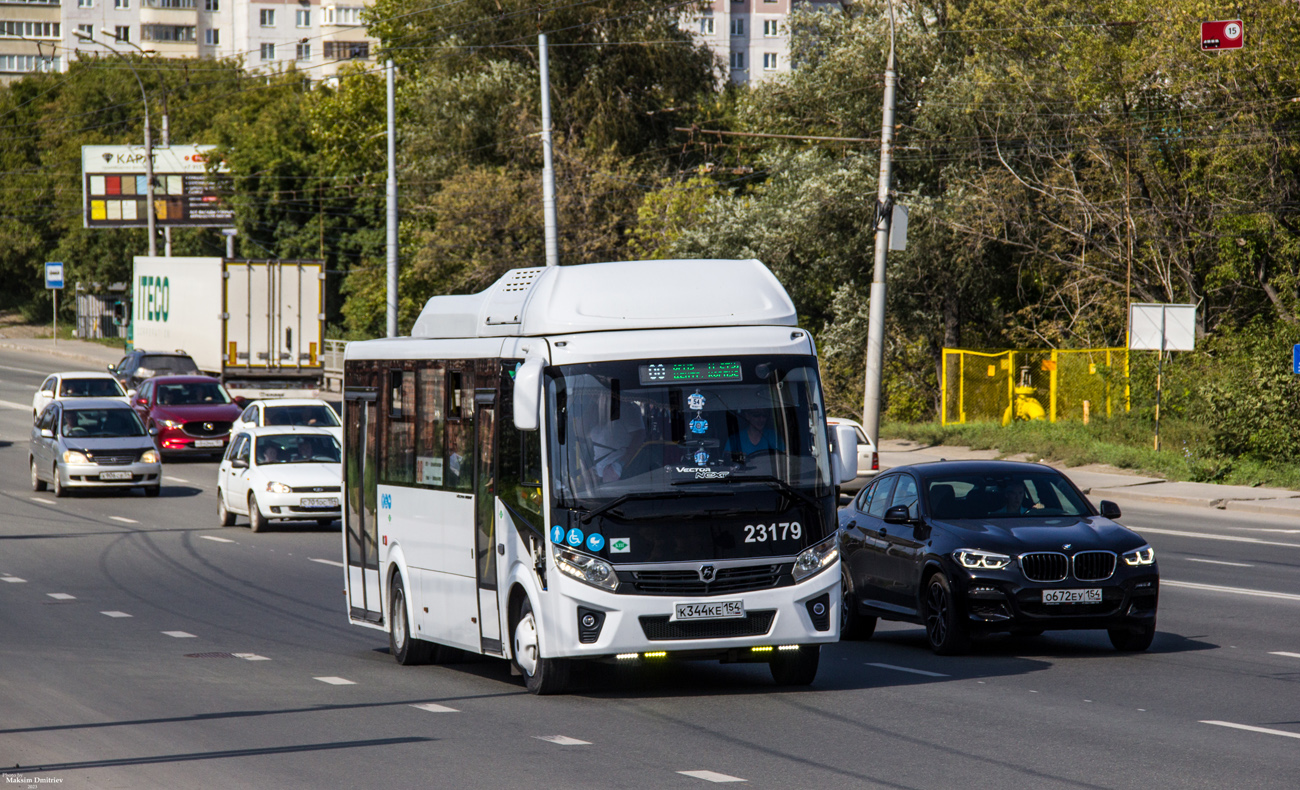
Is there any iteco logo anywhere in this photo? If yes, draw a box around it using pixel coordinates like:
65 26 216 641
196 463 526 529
137 275 170 322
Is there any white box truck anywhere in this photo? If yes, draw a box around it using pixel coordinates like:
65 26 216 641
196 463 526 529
131 256 325 399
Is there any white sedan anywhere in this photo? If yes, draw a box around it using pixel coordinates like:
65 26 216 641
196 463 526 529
827 417 879 495
217 426 342 532
231 398 342 443
32 371 129 421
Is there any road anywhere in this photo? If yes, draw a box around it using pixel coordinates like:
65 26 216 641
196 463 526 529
2 346 1297 788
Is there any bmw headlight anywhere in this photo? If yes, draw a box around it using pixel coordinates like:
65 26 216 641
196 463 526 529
62 450 90 464
792 535 839 582
554 546 619 591
266 481 292 494
140 449 160 464
1122 545 1156 566
954 548 1012 571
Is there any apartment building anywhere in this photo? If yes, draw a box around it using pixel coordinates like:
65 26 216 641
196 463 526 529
686 0 837 85
0 0 378 83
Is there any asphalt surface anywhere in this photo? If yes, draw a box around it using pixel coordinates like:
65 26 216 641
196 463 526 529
2 346 1299 789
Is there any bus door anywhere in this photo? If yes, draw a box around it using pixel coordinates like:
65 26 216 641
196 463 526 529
474 391 502 654
345 391 382 623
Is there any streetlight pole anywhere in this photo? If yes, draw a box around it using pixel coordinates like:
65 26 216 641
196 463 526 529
76 30 156 257
862 0 897 450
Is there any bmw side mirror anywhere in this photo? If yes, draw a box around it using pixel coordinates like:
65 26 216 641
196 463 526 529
884 505 912 525
1099 500 1122 519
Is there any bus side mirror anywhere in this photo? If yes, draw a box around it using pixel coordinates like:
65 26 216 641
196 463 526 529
513 356 544 432
831 424 858 486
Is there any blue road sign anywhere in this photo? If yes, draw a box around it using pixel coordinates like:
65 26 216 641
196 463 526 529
45 262 64 290
1294 344 1300 375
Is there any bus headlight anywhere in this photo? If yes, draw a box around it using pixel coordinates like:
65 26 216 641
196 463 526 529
554 547 619 592
792 535 838 582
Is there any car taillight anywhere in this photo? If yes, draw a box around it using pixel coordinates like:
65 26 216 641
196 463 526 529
871 451 879 471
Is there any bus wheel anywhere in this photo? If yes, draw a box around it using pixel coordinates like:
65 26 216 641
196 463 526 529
512 597 569 695
389 574 432 665
769 644 820 686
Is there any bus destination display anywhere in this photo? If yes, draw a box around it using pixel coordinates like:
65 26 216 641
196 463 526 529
639 361 743 385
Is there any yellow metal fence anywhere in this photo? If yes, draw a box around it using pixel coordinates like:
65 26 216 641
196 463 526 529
941 348 1129 425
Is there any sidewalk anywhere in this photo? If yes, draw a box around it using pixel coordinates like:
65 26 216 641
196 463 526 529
879 438 1300 518
0 336 124 368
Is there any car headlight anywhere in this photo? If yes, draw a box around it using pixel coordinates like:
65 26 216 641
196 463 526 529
160 419 184 429
140 449 159 464
62 450 90 464
954 548 1012 571
1122 545 1156 566
266 481 292 494
554 546 619 591
792 535 839 582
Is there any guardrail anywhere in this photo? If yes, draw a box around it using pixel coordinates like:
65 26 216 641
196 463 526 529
323 338 346 392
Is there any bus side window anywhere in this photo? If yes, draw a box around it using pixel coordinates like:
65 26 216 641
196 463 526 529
446 368 474 491
382 368 416 484
415 365 446 488
500 362 543 529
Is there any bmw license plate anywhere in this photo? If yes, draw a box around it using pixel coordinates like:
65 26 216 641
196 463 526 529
1042 588 1102 604
99 471 132 481
671 600 745 622
193 439 223 448
301 497 339 508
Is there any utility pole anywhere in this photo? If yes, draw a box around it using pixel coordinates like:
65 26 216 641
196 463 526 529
862 0 897 449
386 59 399 337
539 34 558 267
162 105 171 257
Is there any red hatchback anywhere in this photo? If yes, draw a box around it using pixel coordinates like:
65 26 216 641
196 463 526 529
132 375 244 457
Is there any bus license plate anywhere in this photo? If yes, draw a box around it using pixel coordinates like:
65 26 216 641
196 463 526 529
193 439 223 448
99 471 132 481
301 497 339 508
671 600 745 622
1042 588 1102 604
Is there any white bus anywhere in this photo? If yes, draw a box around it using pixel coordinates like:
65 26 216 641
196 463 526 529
341 259 857 694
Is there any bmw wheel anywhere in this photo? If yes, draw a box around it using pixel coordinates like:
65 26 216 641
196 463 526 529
924 572 970 656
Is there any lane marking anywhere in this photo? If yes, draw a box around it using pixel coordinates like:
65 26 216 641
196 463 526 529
1201 721 1300 741
165 476 190 483
46 593 75 600
0 364 47 374
1134 526 1300 550
534 735 591 746
232 653 271 661
101 611 132 618
314 676 356 685
162 631 197 638
2 577 27 583
1165 580 1300 603
200 536 236 544
1268 652 1300 660
29 498 54 505
0 398 34 410
310 558 344 567
1185 558 1254 567
678 770 746 783
109 516 138 524
866 662 950 678
411 703 459 713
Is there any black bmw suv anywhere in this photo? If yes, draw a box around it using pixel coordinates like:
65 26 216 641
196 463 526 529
839 460 1158 655
109 349 202 392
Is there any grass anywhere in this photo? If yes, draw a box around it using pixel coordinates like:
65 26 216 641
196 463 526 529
883 415 1300 491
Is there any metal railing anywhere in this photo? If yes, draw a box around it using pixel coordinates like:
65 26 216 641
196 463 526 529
323 338 346 391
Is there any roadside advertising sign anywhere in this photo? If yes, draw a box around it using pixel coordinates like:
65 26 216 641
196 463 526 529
81 144 234 229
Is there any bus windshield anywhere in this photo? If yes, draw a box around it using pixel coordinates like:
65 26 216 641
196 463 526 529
546 356 832 508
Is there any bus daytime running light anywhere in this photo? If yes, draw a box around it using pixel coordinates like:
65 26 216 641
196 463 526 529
643 651 667 658
751 646 773 653
777 645 800 651
616 653 639 660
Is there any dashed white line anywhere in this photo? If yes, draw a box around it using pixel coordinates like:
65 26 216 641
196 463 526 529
534 735 591 746
1164 580 1300 603
1185 558 1254 567
411 703 459 713
46 593 75 600
162 631 197 638
101 611 132 618
0 398 34 409
165 476 190 483
2 576 27 583
314 676 356 685
1201 721 1300 741
29 498 54 505
310 558 344 567
200 536 235 544
0 364 47 374
232 653 271 661
109 516 138 524
678 770 746 783
1135 527 1300 550
866 663 950 678
1268 651 1300 660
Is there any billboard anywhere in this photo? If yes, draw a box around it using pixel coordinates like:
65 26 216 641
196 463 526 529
1129 303 1197 352
82 144 235 229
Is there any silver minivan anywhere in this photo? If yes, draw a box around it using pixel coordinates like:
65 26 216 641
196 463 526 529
30 398 163 497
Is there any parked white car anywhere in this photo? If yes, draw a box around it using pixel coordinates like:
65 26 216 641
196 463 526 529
216 426 342 532
827 417 879 495
231 398 342 443
32 371 129 421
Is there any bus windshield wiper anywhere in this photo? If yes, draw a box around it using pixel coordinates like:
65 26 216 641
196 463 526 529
579 490 731 524
673 475 821 511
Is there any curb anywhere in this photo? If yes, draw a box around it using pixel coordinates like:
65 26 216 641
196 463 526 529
0 340 121 368
1089 487 1227 509
1222 498 1300 517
